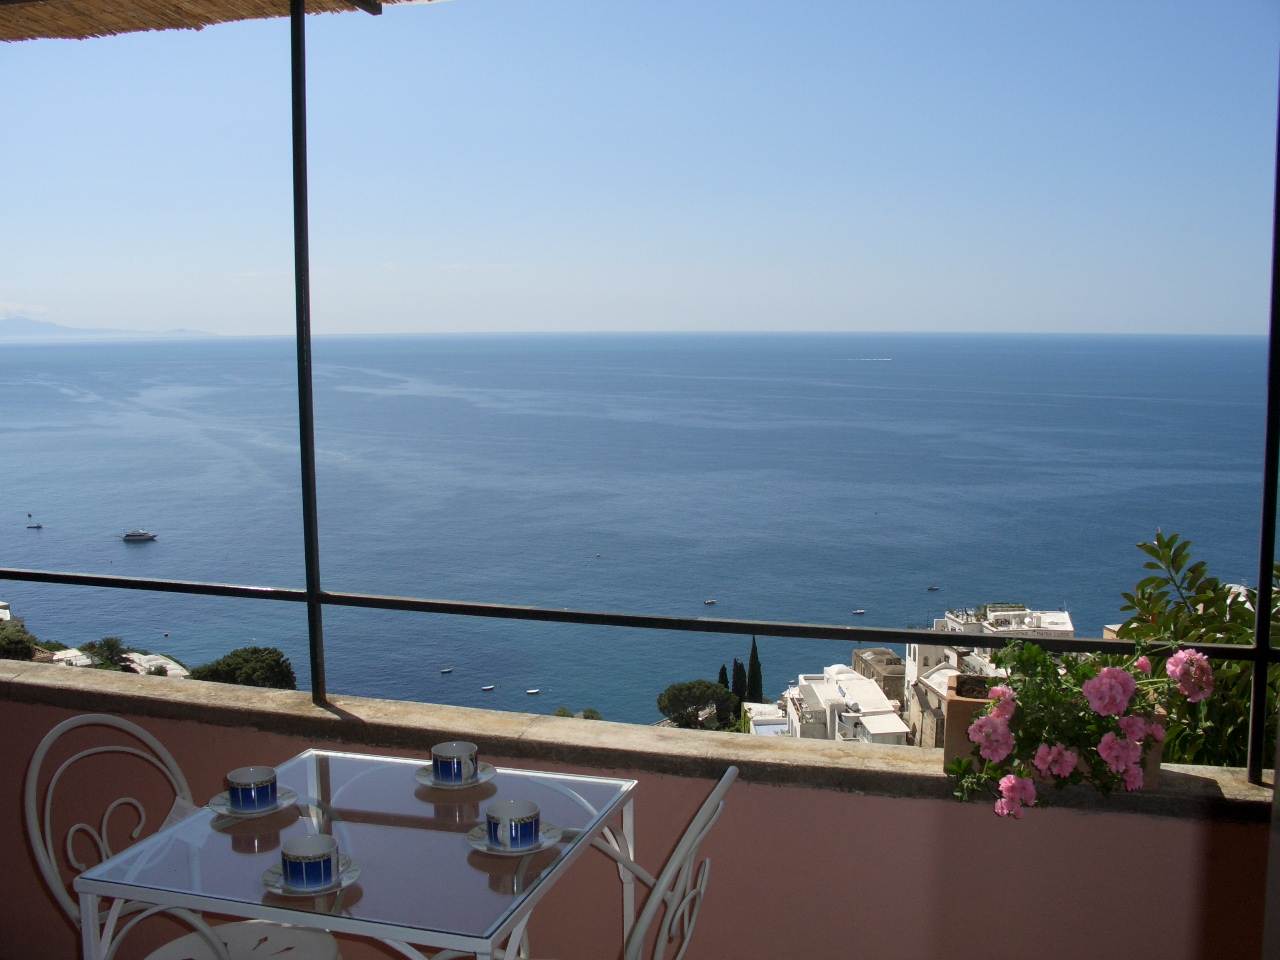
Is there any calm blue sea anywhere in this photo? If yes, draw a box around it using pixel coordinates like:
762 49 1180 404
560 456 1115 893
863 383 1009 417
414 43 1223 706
0 333 1267 723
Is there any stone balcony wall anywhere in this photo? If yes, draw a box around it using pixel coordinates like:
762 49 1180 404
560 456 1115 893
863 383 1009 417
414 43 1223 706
0 661 1271 960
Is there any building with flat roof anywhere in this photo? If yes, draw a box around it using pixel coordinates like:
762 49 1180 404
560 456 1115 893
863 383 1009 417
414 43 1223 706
851 646 905 704
123 652 191 679
901 602 1073 747
0 601 23 628
743 701 789 737
780 664 908 746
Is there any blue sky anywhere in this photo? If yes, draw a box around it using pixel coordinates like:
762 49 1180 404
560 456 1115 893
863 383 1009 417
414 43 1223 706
1 1 1278 336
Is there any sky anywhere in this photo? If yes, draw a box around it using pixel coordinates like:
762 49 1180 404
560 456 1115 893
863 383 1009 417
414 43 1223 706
2 0 1279 337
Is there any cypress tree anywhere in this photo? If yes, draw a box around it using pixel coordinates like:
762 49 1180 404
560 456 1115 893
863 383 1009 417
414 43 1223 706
717 663 730 688
747 635 763 703
731 659 747 702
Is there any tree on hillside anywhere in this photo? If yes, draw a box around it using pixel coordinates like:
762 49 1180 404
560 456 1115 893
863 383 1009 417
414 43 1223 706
747 636 763 703
657 680 739 729
190 646 297 690
0 621 36 661
82 636 129 671
731 659 747 703
553 706 574 718
717 664 730 688
581 708 603 720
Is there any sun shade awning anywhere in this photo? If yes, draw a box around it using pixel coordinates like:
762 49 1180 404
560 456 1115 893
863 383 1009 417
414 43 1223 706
0 0 415 42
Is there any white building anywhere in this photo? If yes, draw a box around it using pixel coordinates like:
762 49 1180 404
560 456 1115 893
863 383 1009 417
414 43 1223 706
902 602 1073 747
779 664 908 746
743 701 789 737
52 648 95 667
0 601 22 627
123 651 190 679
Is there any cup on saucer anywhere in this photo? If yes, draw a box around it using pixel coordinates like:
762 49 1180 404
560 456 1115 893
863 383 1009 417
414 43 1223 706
431 741 479 785
280 834 339 891
226 766 278 815
486 799 540 851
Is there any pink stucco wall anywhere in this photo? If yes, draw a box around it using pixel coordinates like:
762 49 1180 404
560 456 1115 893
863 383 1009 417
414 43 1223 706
0 699 1266 960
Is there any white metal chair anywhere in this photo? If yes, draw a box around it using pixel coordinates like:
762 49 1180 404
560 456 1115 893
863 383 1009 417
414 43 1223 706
433 765 737 960
25 713 341 960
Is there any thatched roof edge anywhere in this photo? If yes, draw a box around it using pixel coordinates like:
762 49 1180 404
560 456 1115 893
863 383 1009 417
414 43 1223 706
1 0 417 43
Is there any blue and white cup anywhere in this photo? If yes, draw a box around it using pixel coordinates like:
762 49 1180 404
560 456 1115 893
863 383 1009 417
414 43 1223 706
226 766 278 814
281 834 339 891
431 741 479 785
486 799 541 851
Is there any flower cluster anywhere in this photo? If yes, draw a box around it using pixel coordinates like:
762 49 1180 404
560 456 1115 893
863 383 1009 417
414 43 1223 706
947 640 1213 818
1166 649 1214 703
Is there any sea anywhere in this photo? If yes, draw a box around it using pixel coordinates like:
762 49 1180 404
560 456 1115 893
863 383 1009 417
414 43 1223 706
0 333 1268 724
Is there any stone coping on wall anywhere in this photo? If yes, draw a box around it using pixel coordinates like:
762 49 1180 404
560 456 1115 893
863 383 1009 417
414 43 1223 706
1 661 1271 822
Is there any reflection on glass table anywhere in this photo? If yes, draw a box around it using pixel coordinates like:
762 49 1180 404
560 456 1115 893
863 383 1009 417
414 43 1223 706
75 749 637 960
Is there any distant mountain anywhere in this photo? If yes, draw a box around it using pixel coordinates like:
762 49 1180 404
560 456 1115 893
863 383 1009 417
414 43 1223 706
0 316 216 342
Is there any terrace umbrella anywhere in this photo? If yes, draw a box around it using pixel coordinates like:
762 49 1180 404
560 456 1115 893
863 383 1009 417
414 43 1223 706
0 0 395 42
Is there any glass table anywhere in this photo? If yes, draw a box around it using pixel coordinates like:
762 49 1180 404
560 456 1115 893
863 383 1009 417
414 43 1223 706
74 749 638 960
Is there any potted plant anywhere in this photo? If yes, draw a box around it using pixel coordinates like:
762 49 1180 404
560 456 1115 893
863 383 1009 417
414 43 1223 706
945 640 1213 818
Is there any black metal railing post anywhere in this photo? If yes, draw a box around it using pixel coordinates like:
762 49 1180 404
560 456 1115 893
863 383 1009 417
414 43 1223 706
291 0 327 705
1249 69 1280 786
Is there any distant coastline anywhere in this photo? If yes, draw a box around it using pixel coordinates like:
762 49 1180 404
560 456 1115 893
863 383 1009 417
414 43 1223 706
0 316 217 343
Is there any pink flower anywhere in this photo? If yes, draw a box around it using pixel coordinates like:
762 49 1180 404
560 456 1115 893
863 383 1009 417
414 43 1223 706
1033 744 1055 777
988 685 1016 720
1118 715 1148 742
1050 745 1078 778
1098 732 1142 774
1122 763 1146 791
968 714 1014 762
1166 649 1214 703
1135 656 1152 675
1147 722 1166 742
1032 743 1079 779
993 797 1023 819
993 774 1036 817
1081 667 1137 716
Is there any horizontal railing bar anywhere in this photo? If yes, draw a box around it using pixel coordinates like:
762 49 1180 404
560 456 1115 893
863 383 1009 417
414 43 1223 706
0 569 304 602
3 567 1279 664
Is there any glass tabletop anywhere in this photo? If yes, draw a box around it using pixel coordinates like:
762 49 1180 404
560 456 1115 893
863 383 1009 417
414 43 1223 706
77 749 635 944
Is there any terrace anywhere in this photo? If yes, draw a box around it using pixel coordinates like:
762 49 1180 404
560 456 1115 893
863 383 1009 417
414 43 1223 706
3 2 1280 958
0 659 1273 960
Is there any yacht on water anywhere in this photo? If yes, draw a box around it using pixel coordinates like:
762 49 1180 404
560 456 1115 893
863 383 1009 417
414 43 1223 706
123 530 157 542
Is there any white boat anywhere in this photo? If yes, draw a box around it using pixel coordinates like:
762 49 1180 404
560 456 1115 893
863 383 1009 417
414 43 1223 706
123 530 157 542
703 599 717 605
481 685 494 691
526 689 540 695
852 609 866 615
440 668 453 674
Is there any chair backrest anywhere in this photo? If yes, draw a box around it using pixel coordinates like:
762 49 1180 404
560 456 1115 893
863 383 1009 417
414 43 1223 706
24 713 193 926
624 765 737 960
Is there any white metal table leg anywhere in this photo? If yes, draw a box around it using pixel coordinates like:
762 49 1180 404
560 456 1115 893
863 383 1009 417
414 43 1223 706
79 892 103 960
621 797 635 943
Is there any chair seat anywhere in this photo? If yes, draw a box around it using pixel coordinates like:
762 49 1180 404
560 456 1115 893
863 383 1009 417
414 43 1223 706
143 919 340 960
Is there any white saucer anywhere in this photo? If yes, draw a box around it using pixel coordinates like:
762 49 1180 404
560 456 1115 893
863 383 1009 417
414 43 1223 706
208 787 298 820
262 855 360 897
466 823 563 857
414 762 497 791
